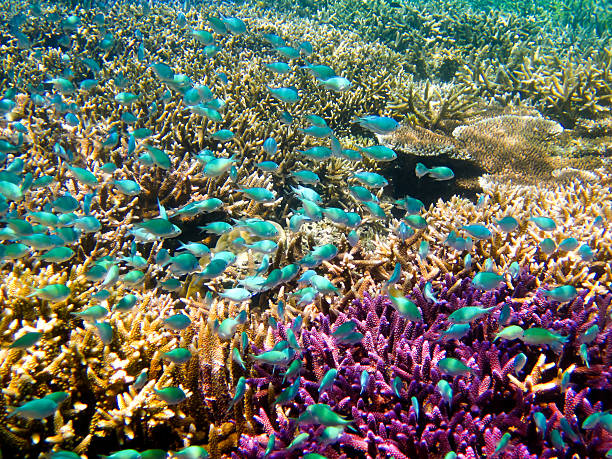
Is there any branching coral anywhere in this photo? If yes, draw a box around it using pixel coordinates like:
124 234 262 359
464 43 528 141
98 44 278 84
236 272 612 458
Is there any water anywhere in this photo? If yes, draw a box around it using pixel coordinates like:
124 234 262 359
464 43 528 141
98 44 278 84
0 0 610 457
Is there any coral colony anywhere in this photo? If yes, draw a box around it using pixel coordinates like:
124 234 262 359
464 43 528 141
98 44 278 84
0 0 610 457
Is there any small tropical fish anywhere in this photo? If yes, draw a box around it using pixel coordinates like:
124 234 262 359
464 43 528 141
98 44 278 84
404 215 428 230
347 230 359 247
310 275 339 295
471 272 505 290
319 368 338 394
216 310 248 340
461 224 492 240
93 321 113 344
539 285 578 303
577 244 595 261
163 314 191 330
360 370 370 394
359 145 396 161
275 378 300 406
437 357 474 377
558 237 579 252
388 287 422 321
418 240 429 260
9 331 42 349
219 288 253 302
28 284 71 302
513 353 527 374
7 397 58 419
283 359 303 383
494 325 524 341
437 379 453 406
298 404 352 427
263 137 277 155
494 432 511 454
353 171 388 188
529 216 557 231
115 294 138 312
355 115 399 135
286 433 309 451
539 237 556 255
172 446 209 459
162 348 192 364
251 349 291 367
534 412 547 434
573 337 590 368
302 64 335 79
447 306 495 324
439 323 471 342
521 327 568 350
267 86 299 104
578 324 599 344
154 386 187 405
73 305 108 321
319 76 351 92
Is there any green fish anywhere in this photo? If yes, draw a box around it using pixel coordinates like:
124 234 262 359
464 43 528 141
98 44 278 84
275 378 300 405
286 432 309 451
162 347 192 364
7 397 58 419
437 357 474 377
494 432 511 454
495 216 519 232
28 284 71 302
494 325 524 341
578 324 599 344
353 171 388 188
310 275 339 295
439 323 471 342
264 62 291 74
216 310 247 340
521 327 568 350
239 187 276 203
136 219 181 238
94 322 113 344
539 285 578 303
66 165 98 187
539 237 556 255
471 272 505 290
172 445 209 458
163 313 191 330
154 386 187 405
73 305 108 321
437 379 453 405
355 115 398 135
101 449 140 459
319 76 351 92
404 215 427 230
38 247 75 263
146 146 172 170
461 224 492 240
267 86 299 104
9 331 42 349
319 368 338 394
298 404 352 427
388 287 422 321
114 92 140 104
529 216 557 231
447 306 494 324
359 145 396 161
251 350 291 367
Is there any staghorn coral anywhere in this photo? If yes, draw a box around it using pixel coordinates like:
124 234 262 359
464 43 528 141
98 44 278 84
235 273 612 457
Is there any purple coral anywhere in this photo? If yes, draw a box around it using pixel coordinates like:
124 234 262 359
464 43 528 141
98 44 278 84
235 270 612 458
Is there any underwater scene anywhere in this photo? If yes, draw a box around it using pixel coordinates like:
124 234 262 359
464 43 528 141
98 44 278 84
0 0 611 457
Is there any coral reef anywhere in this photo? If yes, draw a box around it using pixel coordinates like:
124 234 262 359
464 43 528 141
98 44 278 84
0 0 610 457
236 277 612 457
